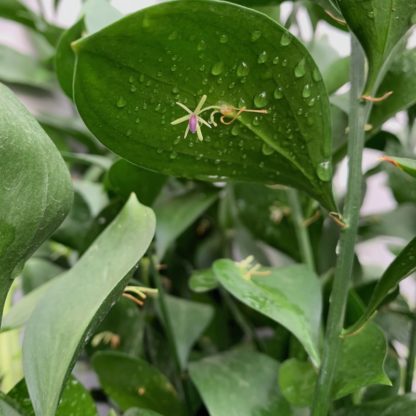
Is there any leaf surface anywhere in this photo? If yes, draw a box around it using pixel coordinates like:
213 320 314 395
22 195 155 416
73 0 336 209
0 83 72 323
213 260 322 366
336 0 416 93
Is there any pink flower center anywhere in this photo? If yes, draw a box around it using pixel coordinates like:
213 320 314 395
189 114 198 133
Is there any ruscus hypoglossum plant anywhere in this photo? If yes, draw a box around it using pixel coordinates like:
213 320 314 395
1 0 416 415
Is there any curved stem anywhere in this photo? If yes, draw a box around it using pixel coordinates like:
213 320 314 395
311 36 371 416
287 188 315 270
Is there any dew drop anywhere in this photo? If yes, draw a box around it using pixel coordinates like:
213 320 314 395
126 129 132 137
168 31 178 40
302 84 311 98
294 58 306 78
228 82 236 89
171 64 177 72
170 151 178 160
130 85 137 93
257 51 268 64
367 10 375 19
280 32 292 46
116 97 127 108
219 34 228 43
238 97 246 108
282 59 288 67
254 91 268 108
251 30 262 41
231 125 240 136
317 161 333 182
128 75 135 83
274 87 283 99
313 68 322 82
252 116 260 126
197 40 206 51
211 61 224 76
172 86 179 94
272 56 280 65
236 61 249 77
262 143 274 155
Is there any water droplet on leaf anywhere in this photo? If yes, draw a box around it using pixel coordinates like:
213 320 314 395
294 58 306 78
254 91 268 108
258 51 268 64
262 143 274 155
236 61 249 77
211 61 224 76
317 161 333 181
219 34 228 43
280 32 292 46
251 30 262 41
302 84 311 98
116 97 127 108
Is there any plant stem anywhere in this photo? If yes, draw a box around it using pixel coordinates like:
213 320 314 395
405 314 416 392
287 188 315 270
312 36 371 416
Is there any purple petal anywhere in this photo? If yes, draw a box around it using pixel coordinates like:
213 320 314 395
189 114 198 133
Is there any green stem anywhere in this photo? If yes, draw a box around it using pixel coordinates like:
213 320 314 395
287 188 315 270
149 259 192 413
405 314 416 392
312 36 371 416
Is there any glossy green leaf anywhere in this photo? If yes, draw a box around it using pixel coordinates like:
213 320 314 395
155 189 218 258
381 156 416 179
0 44 54 89
233 183 300 259
0 0 62 45
92 351 185 416
22 195 155 416
213 260 322 366
336 0 416 94
162 295 214 368
55 19 84 97
189 348 291 416
0 83 72 323
369 49 416 130
279 323 389 406
189 268 218 293
345 236 416 335
8 377 97 416
107 159 166 205
334 394 416 416
73 0 336 210
87 297 145 357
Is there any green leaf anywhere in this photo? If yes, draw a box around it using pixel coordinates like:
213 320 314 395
189 348 291 416
8 377 97 416
55 19 84 97
73 0 336 210
22 195 155 416
213 260 322 366
0 83 73 323
279 323 390 406
155 189 218 258
21 258 64 294
233 183 300 259
336 0 416 94
381 156 416 179
345 236 416 334
189 268 218 293
0 44 54 89
369 49 416 130
0 397 22 416
92 351 185 416
162 295 214 368
334 394 416 416
107 159 166 205
1 279 55 332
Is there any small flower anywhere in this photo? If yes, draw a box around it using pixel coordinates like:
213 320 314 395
171 95 212 141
